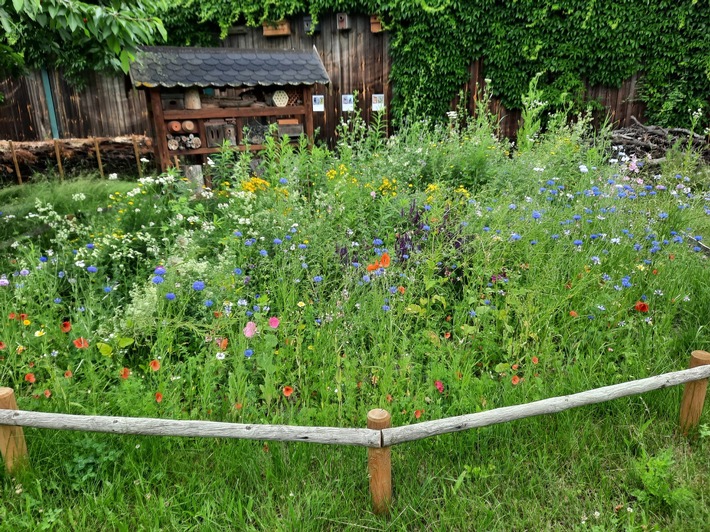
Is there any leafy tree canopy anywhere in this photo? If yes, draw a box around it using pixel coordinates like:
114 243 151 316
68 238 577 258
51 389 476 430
0 0 167 85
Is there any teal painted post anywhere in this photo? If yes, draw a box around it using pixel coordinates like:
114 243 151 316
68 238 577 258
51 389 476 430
41 68 60 139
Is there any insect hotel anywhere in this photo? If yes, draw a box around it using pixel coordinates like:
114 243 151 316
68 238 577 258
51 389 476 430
129 46 330 171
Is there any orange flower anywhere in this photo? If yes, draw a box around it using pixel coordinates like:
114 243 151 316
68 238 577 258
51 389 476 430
120 367 130 379
73 337 89 349
366 260 381 272
652 269 658 275
380 252 391 268
511 363 519 370
234 402 243 410
64 370 73 378
283 386 294 397
511 375 520 385
398 286 405 294
444 332 451 339
149 359 161 371
0 341 6 350
155 392 163 403
217 337 228 350
531 356 539 365
44 389 51 398
415 409 423 419
569 311 578 318
634 301 649 313
24 373 35 383
60 321 72 333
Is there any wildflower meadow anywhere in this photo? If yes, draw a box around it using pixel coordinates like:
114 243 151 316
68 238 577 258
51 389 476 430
1 105 709 529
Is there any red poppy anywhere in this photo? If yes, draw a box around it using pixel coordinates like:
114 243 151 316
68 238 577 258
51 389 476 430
20 313 28 321
213 311 223 318
511 375 520 385
44 389 51 399
511 363 519 370
415 409 423 419
24 373 36 383
398 286 406 294
634 301 649 313
149 359 161 371
120 367 131 379
532 356 539 365
283 386 294 397
652 269 658 275
0 341 6 350
73 337 89 349
155 392 163 403
61 321 72 333
234 402 243 410
8 312 16 320
64 370 73 378
569 311 578 318
444 332 451 339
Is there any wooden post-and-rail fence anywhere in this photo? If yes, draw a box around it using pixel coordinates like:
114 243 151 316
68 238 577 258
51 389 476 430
1 351 709 515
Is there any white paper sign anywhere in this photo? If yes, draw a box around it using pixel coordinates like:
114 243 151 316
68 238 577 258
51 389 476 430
312 95 325 112
372 94 385 111
342 94 354 112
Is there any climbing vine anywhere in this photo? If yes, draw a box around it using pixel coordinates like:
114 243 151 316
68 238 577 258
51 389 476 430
165 1 710 128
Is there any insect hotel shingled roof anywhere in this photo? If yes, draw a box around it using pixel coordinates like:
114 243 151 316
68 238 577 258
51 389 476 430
129 46 330 89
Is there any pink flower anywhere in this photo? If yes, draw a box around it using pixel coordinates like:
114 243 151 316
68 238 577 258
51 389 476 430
268 316 280 329
435 380 444 394
243 321 257 338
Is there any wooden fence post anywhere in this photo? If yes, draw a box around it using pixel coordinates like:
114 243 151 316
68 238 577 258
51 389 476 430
367 408 392 514
0 388 29 472
679 350 710 435
93 137 104 178
53 139 64 180
9 140 23 185
132 135 143 178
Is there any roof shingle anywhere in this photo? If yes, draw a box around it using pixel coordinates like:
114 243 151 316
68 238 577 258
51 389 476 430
130 46 330 89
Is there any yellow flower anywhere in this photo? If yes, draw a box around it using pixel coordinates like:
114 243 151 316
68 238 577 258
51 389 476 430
23 319 31 326
34 330 45 337
16 345 26 354
297 301 306 308
636 264 646 271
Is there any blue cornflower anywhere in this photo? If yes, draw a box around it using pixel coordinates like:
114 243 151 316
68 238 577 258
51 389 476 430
165 292 176 300
532 211 542 220
154 266 166 275
234 268 243 275
103 286 112 293
422 225 430 231
483 226 490 232
551 234 560 240
509 203 517 210
87 266 98 273
469 310 477 317
192 281 205 291
621 276 632 288
373 238 384 246
54 298 62 304
152 275 164 284
273 238 282 245
573 240 583 246
301 263 308 269
573 215 581 221
279 178 288 184
633 243 642 251
424 205 431 211
244 349 254 358
245 238 255 246
86 243 95 249
298 243 307 249
39 256 48 262
382 305 391 311
259 249 268 257
204 300 214 307
234 231 243 237
530 240 537 245
362 275 371 283
510 233 521 241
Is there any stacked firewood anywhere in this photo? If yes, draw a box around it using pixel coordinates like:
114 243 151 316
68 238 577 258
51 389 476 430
166 133 202 151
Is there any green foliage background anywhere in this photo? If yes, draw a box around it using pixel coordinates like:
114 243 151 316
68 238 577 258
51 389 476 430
161 0 709 129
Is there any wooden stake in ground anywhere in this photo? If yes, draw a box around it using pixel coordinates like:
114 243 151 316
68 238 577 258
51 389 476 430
0 388 29 473
93 137 104 178
53 139 64 180
132 135 143 178
9 140 22 185
367 409 392 514
679 350 710 435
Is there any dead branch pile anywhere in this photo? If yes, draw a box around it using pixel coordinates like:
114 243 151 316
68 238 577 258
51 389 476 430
610 116 709 165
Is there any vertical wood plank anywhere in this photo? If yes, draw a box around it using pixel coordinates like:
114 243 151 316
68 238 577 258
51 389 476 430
54 139 64 179
9 141 23 185
0 388 29 473
367 409 392 515
679 350 710 435
94 137 104 178
148 88 170 171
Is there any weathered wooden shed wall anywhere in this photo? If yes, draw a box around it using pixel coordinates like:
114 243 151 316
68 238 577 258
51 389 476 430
222 13 391 145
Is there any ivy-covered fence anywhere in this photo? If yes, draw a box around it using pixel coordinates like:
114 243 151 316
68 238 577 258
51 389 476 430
167 0 709 130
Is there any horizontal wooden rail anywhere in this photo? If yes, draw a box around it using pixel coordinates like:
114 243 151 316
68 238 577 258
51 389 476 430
1 363 709 452
382 363 710 446
0 410 381 448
